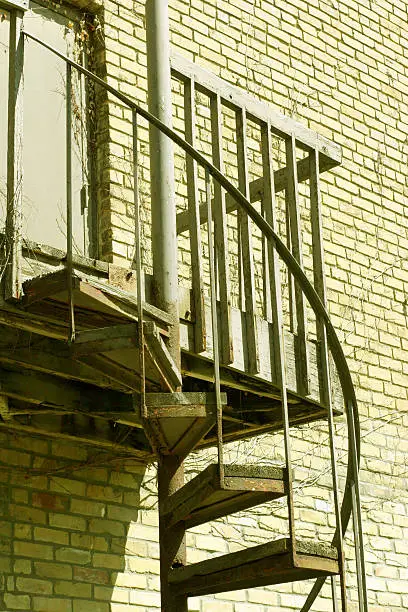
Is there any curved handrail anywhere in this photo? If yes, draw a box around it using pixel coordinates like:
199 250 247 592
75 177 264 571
24 28 361 592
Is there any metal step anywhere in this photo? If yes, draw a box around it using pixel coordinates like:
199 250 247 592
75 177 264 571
141 392 226 456
162 463 287 529
169 538 339 597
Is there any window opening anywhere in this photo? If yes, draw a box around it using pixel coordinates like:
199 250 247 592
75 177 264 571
0 1 95 255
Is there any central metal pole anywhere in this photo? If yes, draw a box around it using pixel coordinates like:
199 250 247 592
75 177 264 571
146 0 179 340
146 2 185 611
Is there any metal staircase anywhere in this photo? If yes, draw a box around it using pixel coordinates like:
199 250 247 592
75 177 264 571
0 7 368 612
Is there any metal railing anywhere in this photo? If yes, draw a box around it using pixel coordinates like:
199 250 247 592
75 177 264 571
7 27 368 612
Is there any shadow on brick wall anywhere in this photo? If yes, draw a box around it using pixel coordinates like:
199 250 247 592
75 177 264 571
0 431 159 611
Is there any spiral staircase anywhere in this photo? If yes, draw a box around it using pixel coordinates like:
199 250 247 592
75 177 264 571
0 8 367 612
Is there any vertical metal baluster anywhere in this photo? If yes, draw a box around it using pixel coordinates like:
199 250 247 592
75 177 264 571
331 578 340 612
66 63 75 343
133 110 145 416
262 121 296 562
348 399 368 612
310 149 347 611
5 10 24 301
206 168 224 484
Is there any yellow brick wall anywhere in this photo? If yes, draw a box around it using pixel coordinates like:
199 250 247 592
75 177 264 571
99 0 408 609
2 0 408 610
0 430 160 611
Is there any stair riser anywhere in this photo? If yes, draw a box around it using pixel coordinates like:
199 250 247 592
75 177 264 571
182 490 286 530
170 553 339 597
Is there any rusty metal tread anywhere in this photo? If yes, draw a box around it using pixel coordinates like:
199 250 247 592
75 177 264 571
162 463 287 528
169 538 339 596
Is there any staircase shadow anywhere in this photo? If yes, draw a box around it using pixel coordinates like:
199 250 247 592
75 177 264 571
0 433 159 611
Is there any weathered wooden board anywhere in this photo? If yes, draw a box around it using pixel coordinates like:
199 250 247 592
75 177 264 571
162 463 287 528
179 298 341 408
0 247 345 448
184 77 206 354
22 269 173 328
175 153 336 236
15 252 343 408
169 537 339 596
0 420 151 460
171 52 342 162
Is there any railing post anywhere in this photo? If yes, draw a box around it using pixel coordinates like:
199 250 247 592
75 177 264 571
348 399 368 612
310 149 347 610
145 2 185 611
66 63 75 344
5 9 24 301
205 169 224 485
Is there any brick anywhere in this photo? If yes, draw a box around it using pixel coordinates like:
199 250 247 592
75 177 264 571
88 518 125 537
70 499 105 517
14 542 53 561
0 3 407 612
9 505 46 525
49 514 87 532
109 471 142 489
0 555 11 573
34 527 69 546
14 523 33 540
49 477 86 498
73 566 110 585
73 601 109 612
70 533 108 551
126 556 159 574
32 492 69 512
195 535 228 553
0 520 12 537
12 489 29 504
3 593 31 610
55 548 92 565
14 560 32 575
106 504 138 523
32 597 72 612
129 590 161 607
116 538 147 556
51 442 87 461
16 577 53 595
110 605 147 612
0 449 31 467
34 562 72 581
92 552 124 570
86 484 123 502
55 581 92 598
11 436 48 455
114 572 147 589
